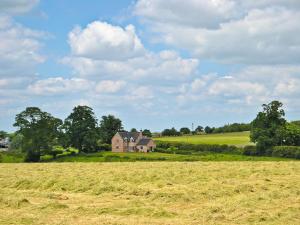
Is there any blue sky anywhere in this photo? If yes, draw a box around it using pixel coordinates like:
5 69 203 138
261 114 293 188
1 0 300 132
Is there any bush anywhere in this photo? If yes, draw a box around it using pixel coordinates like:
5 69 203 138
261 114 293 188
242 146 258 156
272 146 300 159
97 143 111 151
156 141 239 154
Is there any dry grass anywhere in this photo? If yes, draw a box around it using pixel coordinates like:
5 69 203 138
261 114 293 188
0 162 299 225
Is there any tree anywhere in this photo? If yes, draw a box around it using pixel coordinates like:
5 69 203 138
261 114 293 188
142 129 152 137
195 126 203 133
64 106 99 152
0 131 7 139
278 123 300 146
250 101 286 153
99 115 123 144
13 107 62 162
161 127 179 136
180 127 191 135
131 128 138 132
204 126 214 134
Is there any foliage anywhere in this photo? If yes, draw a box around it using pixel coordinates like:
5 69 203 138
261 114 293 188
250 101 286 153
272 146 300 159
142 129 152 137
156 141 239 154
179 127 190 135
8 133 24 152
0 130 8 139
13 107 62 162
161 127 180 136
212 123 251 133
99 115 123 144
278 123 300 146
130 128 138 132
64 106 99 153
204 126 214 134
195 126 203 133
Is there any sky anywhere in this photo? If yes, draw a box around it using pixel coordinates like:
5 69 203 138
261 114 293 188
1 0 300 132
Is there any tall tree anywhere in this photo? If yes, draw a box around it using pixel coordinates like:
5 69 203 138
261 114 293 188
180 127 191 135
250 101 286 153
64 106 99 152
0 131 7 139
195 126 203 133
142 129 152 137
13 107 62 161
130 128 138 132
99 115 123 144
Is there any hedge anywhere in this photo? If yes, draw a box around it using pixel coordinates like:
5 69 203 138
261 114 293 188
272 146 300 159
155 141 239 154
242 145 300 159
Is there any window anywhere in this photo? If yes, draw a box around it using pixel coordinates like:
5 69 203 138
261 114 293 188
116 146 119 149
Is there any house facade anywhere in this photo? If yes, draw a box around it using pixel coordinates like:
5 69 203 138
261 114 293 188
111 131 156 153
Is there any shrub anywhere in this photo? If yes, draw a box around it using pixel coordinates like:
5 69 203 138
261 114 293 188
242 146 258 156
272 146 300 159
157 142 239 154
97 143 111 151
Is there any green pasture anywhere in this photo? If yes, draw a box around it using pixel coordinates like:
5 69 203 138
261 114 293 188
154 131 252 146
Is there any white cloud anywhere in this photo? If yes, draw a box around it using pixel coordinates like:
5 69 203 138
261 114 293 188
135 0 236 29
0 0 39 14
135 0 300 64
63 51 198 80
69 21 145 60
28 77 92 95
95 80 126 93
177 65 300 107
0 16 45 77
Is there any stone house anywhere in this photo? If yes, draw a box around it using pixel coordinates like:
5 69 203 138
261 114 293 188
111 131 156 153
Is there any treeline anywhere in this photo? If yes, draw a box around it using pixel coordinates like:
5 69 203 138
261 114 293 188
161 123 250 136
8 106 152 162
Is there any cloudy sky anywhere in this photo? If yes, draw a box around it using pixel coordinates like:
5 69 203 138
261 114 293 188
1 0 300 132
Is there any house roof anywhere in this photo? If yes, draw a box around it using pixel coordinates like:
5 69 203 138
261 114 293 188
137 138 151 146
118 131 140 140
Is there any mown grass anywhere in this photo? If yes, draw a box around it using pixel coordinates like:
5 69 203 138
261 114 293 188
154 131 252 146
0 162 299 224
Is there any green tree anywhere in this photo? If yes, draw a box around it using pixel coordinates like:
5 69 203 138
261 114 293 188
99 115 123 144
250 101 286 153
0 131 7 139
195 126 203 133
180 127 191 135
204 126 214 134
130 128 138 132
13 107 62 162
64 106 99 153
278 123 300 146
142 129 152 137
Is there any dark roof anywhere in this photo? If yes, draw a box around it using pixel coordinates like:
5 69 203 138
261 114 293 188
118 131 140 140
137 138 151 146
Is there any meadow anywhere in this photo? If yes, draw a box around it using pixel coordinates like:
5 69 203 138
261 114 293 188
0 162 299 225
154 131 252 146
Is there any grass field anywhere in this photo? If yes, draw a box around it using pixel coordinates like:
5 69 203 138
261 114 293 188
154 131 252 146
0 162 299 225
40 152 291 162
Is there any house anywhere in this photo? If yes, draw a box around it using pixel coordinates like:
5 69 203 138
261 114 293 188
111 131 156 153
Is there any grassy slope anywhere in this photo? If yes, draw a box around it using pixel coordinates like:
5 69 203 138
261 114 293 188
0 162 299 225
154 131 252 146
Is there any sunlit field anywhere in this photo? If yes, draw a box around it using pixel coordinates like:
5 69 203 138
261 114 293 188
0 162 299 225
155 131 252 146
